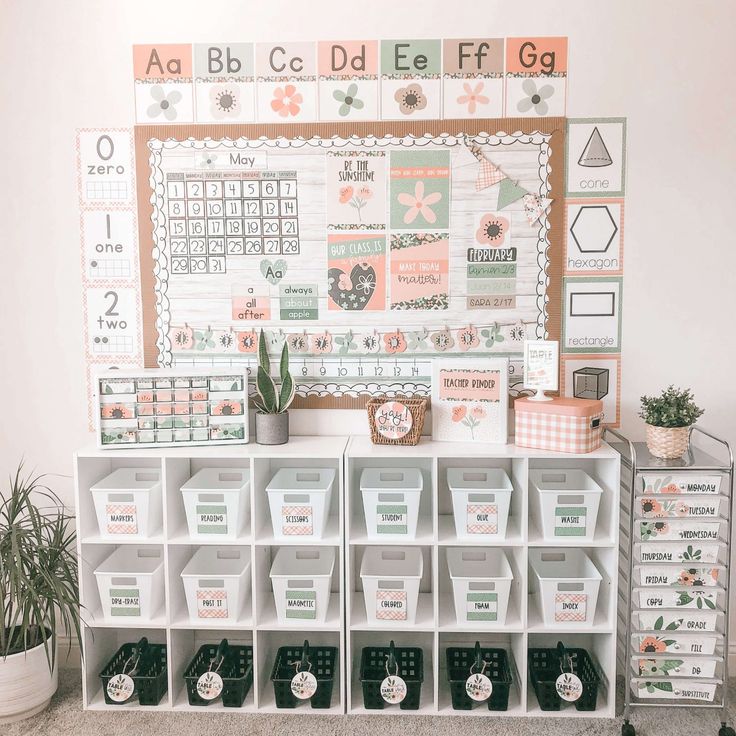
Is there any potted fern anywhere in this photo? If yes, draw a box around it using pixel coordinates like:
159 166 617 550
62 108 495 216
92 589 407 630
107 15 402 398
0 464 82 723
639 385 704 459
254 330 295 445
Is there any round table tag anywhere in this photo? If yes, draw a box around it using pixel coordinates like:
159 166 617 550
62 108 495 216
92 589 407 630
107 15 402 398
380 675 408 704
291 670 318 700
556 672 583 702
106 673 135 703
374 401 413 441
196 671 224 701
465 673 493 702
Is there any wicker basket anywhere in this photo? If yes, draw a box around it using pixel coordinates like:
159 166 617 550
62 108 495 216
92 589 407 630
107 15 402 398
366 396 427 446
646 424 691 459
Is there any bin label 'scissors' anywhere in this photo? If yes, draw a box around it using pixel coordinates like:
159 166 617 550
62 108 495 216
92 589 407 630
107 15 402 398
282 504 314 535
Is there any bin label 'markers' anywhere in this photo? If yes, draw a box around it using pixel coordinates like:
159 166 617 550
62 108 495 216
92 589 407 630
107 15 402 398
105 503 138 535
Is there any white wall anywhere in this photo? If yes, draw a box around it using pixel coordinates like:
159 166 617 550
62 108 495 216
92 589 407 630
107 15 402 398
1 0 734 503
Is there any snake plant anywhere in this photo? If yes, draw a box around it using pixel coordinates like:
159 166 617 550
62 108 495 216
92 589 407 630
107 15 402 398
253 330 295 414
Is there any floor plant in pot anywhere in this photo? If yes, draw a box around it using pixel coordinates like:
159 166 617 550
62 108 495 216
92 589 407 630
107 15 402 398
254 329 295 445
0 464 82 723
639 385 704 459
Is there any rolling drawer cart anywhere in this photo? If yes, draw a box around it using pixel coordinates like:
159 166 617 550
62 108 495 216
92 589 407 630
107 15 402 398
608 426 735 736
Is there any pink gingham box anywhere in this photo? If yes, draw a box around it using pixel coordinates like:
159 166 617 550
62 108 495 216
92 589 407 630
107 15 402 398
514 397 604 454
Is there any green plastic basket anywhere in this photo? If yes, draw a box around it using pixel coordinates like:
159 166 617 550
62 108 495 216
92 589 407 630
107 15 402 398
360 640 424 710
99 637 167 706
183 639 253 707
270 640 338 709
446 642 513 711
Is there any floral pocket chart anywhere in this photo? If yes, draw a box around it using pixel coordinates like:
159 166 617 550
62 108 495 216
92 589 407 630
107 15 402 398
134 118 565 408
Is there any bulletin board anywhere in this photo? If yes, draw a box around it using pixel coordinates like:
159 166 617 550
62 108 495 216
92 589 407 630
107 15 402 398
135 118 565 408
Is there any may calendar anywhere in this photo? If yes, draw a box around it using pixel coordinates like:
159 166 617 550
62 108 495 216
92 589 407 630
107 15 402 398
136 119 565 407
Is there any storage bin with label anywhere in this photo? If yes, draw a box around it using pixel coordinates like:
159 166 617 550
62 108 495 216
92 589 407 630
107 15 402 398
528 642 600 711
270 640 337 709
531 469 603 542
99 637 168 706
183 639 253 707
181 547 251 622
634 586 723 611
515 397 604 454
94 547 165 621
638 494 726 519
635 609 721 633
180 468 250 540
266 468 335 539
632 654 718 679
632 678 717 702
359 467 422 540
633 633 718 656
636 564 721 588
446 642 512 711
360 640 424 710
91 468 161 539
269 546 335 624
446 548 513 626
447 468 513 540
360 546 423 625
529 549 602 626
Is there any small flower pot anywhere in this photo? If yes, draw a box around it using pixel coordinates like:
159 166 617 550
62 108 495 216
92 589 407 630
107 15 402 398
256 411 289 445
646 424 691 459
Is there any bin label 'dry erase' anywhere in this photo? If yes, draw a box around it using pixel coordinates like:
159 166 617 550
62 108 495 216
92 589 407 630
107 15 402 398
376 589 407 620
197 588 228 618
466 503 498 534
105 503 138 535
555 506 586 536
285 589 317 619
555 592 587 622
282 505 314 535
376 504 408 534
110 587 141 616
196 504 227 534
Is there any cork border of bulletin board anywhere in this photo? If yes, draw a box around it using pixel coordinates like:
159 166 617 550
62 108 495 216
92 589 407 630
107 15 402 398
134 117 565 409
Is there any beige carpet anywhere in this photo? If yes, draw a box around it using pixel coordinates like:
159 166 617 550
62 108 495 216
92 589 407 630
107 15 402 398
6 670 734 736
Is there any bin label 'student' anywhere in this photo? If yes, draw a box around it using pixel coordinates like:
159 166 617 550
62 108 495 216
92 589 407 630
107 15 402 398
376 504 408 535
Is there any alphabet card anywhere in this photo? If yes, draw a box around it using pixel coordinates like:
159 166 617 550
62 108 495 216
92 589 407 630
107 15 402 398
255 42 317 122
505 37 567 118
380 39 442 120
318 40 379 120
432 358 509 443
133 45 194 123
193 43 255 122
442 39 505 118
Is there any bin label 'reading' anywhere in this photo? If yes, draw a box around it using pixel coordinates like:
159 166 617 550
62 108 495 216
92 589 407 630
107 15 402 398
466 591 498 621
376 504 408 535
196 504 228 534
554 506 586 536
286 589 317 619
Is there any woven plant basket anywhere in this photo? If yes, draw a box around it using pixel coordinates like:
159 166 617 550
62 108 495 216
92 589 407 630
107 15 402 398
366 396 427 446
646 424 691 459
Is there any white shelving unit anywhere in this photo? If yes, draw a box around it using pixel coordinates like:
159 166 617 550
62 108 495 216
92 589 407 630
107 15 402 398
75 436 348 714
344 436 620 717
76 434 620 718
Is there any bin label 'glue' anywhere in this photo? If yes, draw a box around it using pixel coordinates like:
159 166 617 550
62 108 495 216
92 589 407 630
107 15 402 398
466 503 498 534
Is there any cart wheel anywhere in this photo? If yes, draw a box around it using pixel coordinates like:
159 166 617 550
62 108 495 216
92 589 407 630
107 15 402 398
622 721 636 736
718 725 735 736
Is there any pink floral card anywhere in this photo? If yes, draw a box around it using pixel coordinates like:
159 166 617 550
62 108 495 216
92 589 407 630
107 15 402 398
255 42 317 122
442 39 504 118
431 359 509 443
326 151 387 230
389 233 449 310
389 151 450 230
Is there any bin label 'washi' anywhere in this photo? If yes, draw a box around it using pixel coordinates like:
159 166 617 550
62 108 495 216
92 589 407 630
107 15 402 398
554 506 586 536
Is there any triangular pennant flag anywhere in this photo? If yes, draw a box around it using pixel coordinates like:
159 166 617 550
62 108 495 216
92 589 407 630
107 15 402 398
476 158 506 191
578 126 613 167
496 177 528 209
522 193 554 225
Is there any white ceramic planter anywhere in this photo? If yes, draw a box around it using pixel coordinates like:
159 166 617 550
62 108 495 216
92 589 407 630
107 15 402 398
0 638 58 723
